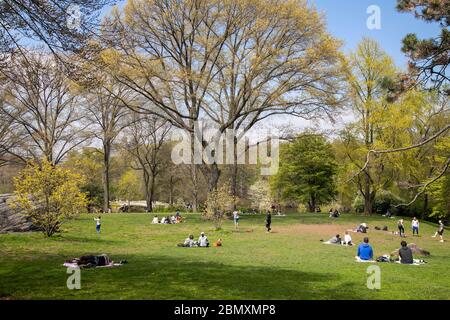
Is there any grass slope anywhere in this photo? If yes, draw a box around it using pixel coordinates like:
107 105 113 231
0 213 449 300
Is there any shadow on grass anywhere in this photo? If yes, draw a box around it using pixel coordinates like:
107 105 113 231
0 253 363 300
75 254 363 300
51 234 127 246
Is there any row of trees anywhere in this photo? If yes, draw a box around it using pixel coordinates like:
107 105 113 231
0 1 448 237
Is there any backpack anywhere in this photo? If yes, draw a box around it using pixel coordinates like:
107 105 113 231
376 255 390 263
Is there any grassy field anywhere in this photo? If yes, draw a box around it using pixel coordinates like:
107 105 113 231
0 212 449 300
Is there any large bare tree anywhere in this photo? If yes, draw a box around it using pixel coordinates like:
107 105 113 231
83 81 132 212
0 0 112 57
98 0 345 209
124 114 171 212
0 52 89 165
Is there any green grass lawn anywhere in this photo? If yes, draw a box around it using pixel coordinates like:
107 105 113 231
0 212 449 300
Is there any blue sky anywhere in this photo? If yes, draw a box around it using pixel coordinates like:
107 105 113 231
311 0 442 69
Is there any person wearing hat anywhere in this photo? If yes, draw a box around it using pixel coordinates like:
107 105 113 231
198 232 209 247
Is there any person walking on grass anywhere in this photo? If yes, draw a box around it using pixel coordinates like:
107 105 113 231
412 217 420 236
398 219 405 237
94 216 101 234
265 210 272 233
432 220 445 243
233 209 240 230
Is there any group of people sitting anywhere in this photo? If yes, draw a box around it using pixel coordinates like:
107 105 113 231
323 231 354 246
178 232 222 248
328 208 340 218
152 211 183 224
355 237 426 264
348 223 369 233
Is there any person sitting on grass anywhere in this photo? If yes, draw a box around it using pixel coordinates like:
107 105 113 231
323 234 342 245
349 223 368 233
329 209 334 218
355 237 374 261
343 231 353 246
398 240 413 264
198 232 209 247
151 216 159 224
170 216 177 224
333 209 340 218
385 209 393 218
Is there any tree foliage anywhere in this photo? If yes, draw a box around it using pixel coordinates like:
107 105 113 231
272 134 337 212
12 159 87 236
397 0 450 91
204 182 234 230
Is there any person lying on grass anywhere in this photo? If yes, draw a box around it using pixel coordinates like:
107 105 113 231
355 237 374 262
322 234 342 245
64 254 127 268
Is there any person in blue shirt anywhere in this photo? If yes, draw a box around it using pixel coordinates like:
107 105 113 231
356 237 374 261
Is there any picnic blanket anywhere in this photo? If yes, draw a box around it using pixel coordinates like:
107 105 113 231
63 254 126 269
63 262 123 269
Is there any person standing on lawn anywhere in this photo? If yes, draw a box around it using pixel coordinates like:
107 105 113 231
233 210 240 230
412 217 420 236
265 210 272 233
398 219 405 237
94 216 101 234
432 220 445 243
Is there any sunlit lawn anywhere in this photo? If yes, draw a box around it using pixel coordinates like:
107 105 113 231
0 212 449 300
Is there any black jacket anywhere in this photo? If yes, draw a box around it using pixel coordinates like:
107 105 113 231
399 247 413 264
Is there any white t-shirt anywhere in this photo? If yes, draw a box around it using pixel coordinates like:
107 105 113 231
152 217 159 224
198 235 208 247
233 211 239 219
94 218 101 226
412 220 419 228
344 234 352 244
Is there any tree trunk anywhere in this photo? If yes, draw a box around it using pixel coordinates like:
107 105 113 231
421 193 428 220
208 163 221 192
169 176 174 206
231 136 238 210
103 140 111 213
363 172 374 215
190 130 198 212
142 170 151 212
308 195 316 212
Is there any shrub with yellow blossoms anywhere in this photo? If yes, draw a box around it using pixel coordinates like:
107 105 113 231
12 159 87 237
